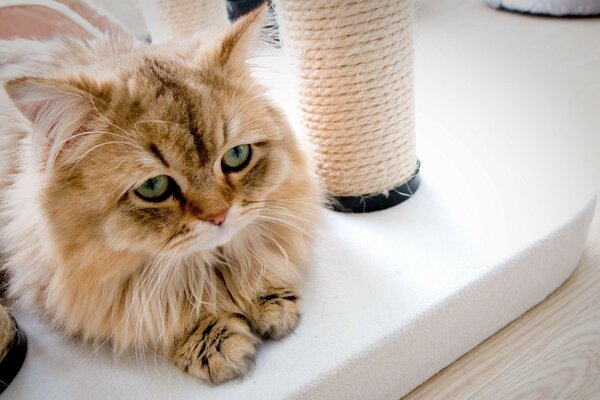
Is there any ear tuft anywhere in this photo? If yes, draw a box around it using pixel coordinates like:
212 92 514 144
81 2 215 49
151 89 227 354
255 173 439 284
6 78 72 125
5 77 110 125
216 2 268 70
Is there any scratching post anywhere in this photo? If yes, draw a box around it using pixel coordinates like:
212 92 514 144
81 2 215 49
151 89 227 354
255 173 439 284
274 0 420 212
140 0 229 43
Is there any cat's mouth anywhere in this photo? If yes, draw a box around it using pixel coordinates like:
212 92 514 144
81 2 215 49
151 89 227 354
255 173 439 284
166 222 242 253
168 233 202 250
161 206 251 254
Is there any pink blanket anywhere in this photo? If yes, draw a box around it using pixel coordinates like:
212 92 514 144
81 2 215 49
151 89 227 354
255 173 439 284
0 0 129 40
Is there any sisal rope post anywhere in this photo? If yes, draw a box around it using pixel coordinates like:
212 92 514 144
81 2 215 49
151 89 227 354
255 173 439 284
274 0 420 212
140 0 230 43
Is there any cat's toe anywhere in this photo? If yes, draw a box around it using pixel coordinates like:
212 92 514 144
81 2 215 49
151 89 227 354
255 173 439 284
252 287 300 340
171 313 259 384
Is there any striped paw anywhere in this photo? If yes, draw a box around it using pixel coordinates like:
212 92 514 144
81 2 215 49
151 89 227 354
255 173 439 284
251 287 300 340
171 313 259 384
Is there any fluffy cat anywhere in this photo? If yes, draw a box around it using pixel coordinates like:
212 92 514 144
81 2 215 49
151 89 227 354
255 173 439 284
0 5 320 384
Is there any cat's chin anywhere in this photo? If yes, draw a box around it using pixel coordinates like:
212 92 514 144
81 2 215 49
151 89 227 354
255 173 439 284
193 227 239 251
159 206 251 255
174 222 246 256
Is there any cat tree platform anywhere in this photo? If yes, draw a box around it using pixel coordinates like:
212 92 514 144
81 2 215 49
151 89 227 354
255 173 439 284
6 0 599 398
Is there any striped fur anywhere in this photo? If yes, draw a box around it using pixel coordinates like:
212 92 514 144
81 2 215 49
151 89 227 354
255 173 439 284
0 6 321 383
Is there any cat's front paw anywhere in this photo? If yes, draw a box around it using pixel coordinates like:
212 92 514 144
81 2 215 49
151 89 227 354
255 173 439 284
251 287 300 340
171 313 259 384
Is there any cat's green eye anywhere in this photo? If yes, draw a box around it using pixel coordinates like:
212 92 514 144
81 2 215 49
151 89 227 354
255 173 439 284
134 175 173 202
221 144 251 173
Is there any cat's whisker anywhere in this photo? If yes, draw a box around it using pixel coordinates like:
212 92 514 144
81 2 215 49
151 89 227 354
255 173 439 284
227 80 262 115
53 129 135 151
244 233 269 287
254 215 316 239
50 130 143 173
77 337 112 367
250 224 290 266
120 232 178 350
244 201 324 211
250 223 295 249
258 208 315 226
136 119 178 126
235 90 270 114
229 80 259 108
135 249 177 345
143 256 174 343
244 196 325 203
230 71 261 102
136 339 158 376
88 96 139 139
257 209 316 228
134 119 179 131
73 141 145 166
247 216 292 246
242 197 326 210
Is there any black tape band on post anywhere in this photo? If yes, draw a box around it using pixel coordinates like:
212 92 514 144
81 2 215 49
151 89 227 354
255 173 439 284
330 161 421 213
227 0 265 21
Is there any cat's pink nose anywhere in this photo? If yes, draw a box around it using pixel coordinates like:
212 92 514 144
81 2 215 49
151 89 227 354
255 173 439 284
208 212 227 226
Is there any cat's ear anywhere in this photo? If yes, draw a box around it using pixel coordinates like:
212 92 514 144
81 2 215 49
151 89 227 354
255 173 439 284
4 76 111 129
215 2 268 70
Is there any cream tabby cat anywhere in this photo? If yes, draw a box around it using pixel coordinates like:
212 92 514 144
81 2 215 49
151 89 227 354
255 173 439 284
0 6 320 384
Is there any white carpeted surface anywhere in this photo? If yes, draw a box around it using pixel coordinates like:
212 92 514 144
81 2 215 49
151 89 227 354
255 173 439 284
5 0 600 399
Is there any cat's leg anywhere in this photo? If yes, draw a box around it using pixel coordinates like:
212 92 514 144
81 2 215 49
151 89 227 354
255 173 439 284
170 312 260 384
248 286 301 340
169 282 301 383
0 305 14 361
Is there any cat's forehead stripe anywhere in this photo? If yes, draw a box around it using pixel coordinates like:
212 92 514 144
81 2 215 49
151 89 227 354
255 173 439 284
149 144 169 168
145 58 179 94
184 102 209 164
143 57 210 164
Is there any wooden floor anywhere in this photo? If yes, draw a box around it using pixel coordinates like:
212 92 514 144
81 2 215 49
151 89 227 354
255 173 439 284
404 200 600 400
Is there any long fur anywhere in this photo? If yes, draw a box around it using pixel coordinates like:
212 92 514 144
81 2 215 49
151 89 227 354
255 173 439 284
0 6 321 379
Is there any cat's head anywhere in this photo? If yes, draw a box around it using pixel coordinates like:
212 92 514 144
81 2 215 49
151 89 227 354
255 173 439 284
5 6 317 260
